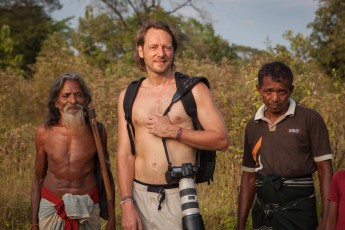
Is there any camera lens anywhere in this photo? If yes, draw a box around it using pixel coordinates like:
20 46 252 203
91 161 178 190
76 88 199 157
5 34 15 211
179 178 205 230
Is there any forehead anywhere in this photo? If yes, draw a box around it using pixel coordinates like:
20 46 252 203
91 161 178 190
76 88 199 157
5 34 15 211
260 76 290 89
144 28 172 45
59 80 82 93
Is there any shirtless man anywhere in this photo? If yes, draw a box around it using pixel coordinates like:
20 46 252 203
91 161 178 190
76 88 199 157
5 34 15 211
31 73 115 229
117 21 229 230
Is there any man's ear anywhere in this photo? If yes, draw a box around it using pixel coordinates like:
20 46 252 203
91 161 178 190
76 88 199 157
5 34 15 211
256 84 261 93
290 85 294 93
138 45 143 58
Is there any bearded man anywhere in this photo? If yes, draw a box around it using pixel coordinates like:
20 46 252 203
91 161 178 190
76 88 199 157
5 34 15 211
31 73 115 230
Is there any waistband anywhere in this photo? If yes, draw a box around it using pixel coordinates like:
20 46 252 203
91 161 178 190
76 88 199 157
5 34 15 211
133 179 179 210
41 186 99 204
133 179 179 194
256 174 314 187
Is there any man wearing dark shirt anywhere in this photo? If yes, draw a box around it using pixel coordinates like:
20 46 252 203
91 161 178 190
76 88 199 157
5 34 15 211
236 61 333 230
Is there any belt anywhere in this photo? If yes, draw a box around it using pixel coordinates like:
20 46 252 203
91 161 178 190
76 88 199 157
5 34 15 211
255 174 314 187
147 184 179 193
134 179 179 210
133 179 179 192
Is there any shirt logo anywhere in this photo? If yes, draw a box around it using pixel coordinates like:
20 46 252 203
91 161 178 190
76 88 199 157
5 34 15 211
287 128 302 135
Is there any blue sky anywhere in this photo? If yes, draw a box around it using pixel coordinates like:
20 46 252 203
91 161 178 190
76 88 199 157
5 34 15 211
52 0 319 50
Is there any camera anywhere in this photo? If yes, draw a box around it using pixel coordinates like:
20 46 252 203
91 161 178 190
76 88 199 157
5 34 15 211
165 163 197 184
179 178 205 230
165 163 205 230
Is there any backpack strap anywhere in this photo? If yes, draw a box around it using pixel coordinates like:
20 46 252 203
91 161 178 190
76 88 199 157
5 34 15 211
162 72 210 170
174 72 210 129
123 77 146 155
174 72 211 170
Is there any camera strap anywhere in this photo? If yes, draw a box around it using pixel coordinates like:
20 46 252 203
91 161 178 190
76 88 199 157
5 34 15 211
161 73 207 170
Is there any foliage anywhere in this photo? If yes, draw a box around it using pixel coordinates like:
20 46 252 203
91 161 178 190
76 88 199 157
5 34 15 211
72 1 237 70
0 25 23 75
1 35 345 228
308 0 345 79
179 18 238 63
1 0 61 12
1 1 345 229
0 0 62 76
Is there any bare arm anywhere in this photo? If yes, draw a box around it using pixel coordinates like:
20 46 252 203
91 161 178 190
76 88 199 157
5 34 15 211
236 171 256 230
31 125 48 229
117 89 142 230
316 160 333 230
147 82 229 151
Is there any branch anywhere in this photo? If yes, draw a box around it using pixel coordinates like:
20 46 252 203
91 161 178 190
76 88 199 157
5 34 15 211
100 0 128 28
166 0 192 14
126 0 141 18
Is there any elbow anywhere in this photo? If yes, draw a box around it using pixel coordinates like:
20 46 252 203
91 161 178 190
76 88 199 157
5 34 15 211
218 136 229 152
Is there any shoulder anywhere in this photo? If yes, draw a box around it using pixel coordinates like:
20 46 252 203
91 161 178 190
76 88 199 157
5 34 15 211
176 72 210 89
35 124 50 144
36 124 48 135
295 104 326 121
245 116 256 126
119 77 146 100
295 104 322 116
245 117 257 131
190 77 211 98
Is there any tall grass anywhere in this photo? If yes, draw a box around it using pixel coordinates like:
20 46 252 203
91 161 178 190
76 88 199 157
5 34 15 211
0 41 344 229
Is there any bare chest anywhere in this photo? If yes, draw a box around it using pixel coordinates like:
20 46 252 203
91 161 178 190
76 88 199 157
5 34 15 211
44 128 97 163
132 90 191 128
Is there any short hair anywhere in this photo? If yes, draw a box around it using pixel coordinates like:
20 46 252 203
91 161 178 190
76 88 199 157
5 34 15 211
134 20 179 72
257 61 294 87
45 72 92 127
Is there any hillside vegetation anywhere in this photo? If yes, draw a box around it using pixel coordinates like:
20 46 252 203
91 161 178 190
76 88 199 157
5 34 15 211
1 0 345 229
0 38 344 229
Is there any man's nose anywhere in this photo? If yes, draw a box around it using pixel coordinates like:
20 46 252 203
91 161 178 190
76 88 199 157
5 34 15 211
157 47 165 56
271 92 279 102
69 95 77 104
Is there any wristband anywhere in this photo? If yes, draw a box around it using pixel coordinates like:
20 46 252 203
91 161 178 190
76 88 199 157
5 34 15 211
120 195 134 206
176 127 183 142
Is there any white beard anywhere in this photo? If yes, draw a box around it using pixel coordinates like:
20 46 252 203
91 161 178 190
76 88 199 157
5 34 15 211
62 105 86 128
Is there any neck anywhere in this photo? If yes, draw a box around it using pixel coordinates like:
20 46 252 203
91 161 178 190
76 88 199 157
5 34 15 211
145 71 175 87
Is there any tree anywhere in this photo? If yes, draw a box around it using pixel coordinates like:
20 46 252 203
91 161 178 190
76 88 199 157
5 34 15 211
74 0 237 70
179 18 237 63
308 0 345 79
1 0 61 12
0 25 23 75
0 0 61 76
96 0 209 28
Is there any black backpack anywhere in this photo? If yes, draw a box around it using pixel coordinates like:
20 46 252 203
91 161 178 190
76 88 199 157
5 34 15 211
123 72 216 184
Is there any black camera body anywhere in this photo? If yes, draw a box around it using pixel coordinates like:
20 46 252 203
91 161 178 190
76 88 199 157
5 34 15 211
165 163 198 184
164 163 205 230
